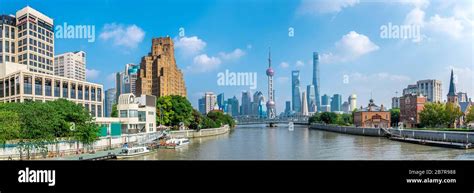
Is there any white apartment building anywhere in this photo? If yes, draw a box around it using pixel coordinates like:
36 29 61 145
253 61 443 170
199 92 217 114
0 62 103 117
54 51 86 81
0 15 17 64
95 93 156 134
16 6 55 75
416 79 442 103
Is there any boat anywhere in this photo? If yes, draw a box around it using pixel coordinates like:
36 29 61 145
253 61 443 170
116 146 152 159
288 122 294 131
164 138 190 149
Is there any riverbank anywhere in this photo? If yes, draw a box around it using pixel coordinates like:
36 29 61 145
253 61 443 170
309 123 474 149
168 125 230 138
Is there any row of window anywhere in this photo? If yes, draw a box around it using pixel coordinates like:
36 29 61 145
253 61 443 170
0 77 102 101
0 54 16 63
119 110 149 122
0 40 15 54
0 25 16 39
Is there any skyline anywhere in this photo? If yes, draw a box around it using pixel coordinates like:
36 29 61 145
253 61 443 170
1 0 472 112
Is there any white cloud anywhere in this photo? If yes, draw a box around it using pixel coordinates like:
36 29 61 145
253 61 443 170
295 60 305 67
350 72 411 82
279 62 289 68
426 15 464 39
189 54 222 73
99 23 145 49
405 7 425 26
174 36 207 56
297 0 359 15
219 48 246 60
321 31 379 64
399 0 429 9
86 69 100 80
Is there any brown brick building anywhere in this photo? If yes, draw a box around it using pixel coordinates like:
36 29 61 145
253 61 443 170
399 94 426 128
353 99 391 128
136 37 187 98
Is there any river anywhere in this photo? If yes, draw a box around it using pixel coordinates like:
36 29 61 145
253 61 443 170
128 124 474 160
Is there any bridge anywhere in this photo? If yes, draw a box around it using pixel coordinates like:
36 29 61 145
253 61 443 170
235 117 309 126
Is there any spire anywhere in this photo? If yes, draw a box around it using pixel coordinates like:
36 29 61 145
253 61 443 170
268 47 272 68
448 69 456 96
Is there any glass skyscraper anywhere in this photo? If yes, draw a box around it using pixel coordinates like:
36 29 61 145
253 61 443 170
331 94 342 112
291 70 301 112
312 52 321 112
307 84 316 112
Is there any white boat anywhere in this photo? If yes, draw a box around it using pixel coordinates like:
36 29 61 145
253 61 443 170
288 122 294 131
165 138 190 148
116 146 151 159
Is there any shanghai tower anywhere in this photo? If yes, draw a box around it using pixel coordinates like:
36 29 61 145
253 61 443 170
312 52 321 112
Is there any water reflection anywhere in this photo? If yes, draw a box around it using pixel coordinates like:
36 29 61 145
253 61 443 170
128 125 474 160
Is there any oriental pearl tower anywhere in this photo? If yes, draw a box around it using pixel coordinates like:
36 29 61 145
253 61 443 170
266 48 276 120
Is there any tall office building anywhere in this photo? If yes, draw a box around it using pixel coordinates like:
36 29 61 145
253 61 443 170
227 96 239 117
0 15 17 65
252 91 265 117
16 6 54 75
241 91 252 115
331 94 342 112
116 63 139 102
136 37 187 97
54 51 86 81
217 93 225 110
342 102 350 113
306 84 316 112
284 101 291 115
321 94 331 112
301 91 309 116
104 88 116 117
416 79 442 103
349 94 357 111
312 52 321 111
198 92 217 114
291 70 301 112
403 84 418 95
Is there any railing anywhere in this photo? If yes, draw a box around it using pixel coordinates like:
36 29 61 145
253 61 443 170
168 125 230 138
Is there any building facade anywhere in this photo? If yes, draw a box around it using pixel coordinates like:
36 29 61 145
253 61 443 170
291 70 301 112
16 6 54 75
330 94 342 112
54 51 86 81
95 93 156 135
0 62 103 117
306 84 316 112
241 91 252 116
301 91 308 116
0 15 17 64
136 37 187 98
104 88 116 117
227 96 239 117
399 94 426 128
417 79 442 103
312 52 321 111
349 94 357 111
353 99 390 128
392 97 400 109
199 92 217 115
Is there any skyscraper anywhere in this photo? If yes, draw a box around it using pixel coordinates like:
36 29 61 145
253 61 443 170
16 6 55 75
331 94 342 112
284 101 291 115
416 79 442 103
217 93 225 110
312 52 321 112
321 94 331 112
227 96 239 117
241 91 252 115
266 48 276 119
115 64 138 102
301 91 309 116
307 84 316 112
198 92 217 114
252 91 265 118
349 94 357 111
136 37 187 98
104 88 116 117
291 70 301 112
54 51 86 81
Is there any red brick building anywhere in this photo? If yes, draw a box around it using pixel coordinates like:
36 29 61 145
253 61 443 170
399 94 426 128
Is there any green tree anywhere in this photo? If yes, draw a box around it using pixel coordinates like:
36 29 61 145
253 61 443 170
156 95 194 129
420 103 447 128
309 113 322 124
320 112 338 124
444 102 463 128
466 106 474 124
189 109 203 130
0 111 20 148
390 108 400 127
111 103 118 117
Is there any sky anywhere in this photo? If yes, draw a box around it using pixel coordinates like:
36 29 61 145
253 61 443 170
1 0 473 112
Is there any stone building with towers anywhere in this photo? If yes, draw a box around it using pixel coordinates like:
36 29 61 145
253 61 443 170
136 37 187 98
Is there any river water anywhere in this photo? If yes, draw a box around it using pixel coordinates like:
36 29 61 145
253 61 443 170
129 124 474 160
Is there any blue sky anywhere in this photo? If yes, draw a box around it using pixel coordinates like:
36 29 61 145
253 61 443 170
1 0 473 112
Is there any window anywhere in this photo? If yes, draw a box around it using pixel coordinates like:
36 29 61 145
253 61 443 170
70 84 76 99
97 105 102 117
45 79 52 96
138 111 146 122
34 77 42 95
0 80 3 97
120 110 128 118
62 82 68 98
129 110 138 118
91 104 96 117
23 76 32 94
54 81 60 97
